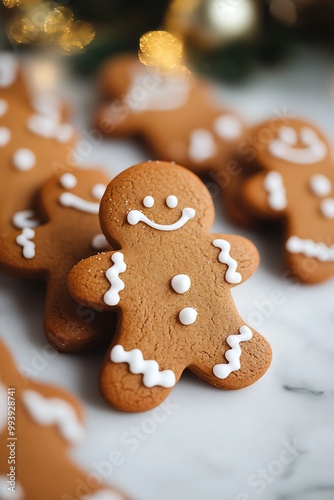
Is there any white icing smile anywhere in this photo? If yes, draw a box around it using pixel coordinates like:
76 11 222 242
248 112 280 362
269 126 327 164
58 173 106 214
127 207 196 231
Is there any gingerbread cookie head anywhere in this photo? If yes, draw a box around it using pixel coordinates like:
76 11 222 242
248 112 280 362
0 93 75 236
0 340 129 500
252 118 330 173
68 161 272 412
40 169 107 222
96 54 245 174
242 118 334 283
100 161 214 247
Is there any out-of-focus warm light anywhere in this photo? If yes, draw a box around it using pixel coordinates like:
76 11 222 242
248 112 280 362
2 0 21 7
207 0 258 39
26 57 59 92
4 0 95 53
139 30 188 74
59 21 95 53
270 0 298 26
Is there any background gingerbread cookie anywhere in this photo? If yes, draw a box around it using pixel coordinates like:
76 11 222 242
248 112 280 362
0 168 114 353
95 53 246 175
0 340 129 500
241 118 334 283
0 93 75 237
0 51 68 122
68 161 272 412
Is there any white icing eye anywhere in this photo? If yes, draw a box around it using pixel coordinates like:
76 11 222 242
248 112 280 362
0 98 8 117
60 173 77 189
12 148 36 171
214 114 242 140
309 175 332 197
92 183 106 200
166 195 178 208
0 126 11 147
143 196 154 208
279 126 297 145
301 127 317 145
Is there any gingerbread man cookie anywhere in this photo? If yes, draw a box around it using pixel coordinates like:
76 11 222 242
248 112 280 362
96 54 245 174
68 161 272 412
241 118 334 283
0 168 114 353
0 93 75 237
0 340 129 500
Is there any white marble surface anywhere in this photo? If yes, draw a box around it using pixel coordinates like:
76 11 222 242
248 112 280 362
1 46 334 500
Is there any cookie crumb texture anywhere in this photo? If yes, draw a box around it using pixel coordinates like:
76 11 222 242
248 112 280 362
68 161 272 412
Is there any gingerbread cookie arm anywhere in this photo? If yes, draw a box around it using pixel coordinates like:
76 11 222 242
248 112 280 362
96 101 142 137
68 250 126 312
211 233 260 284
242 171 288 219
0 225 52 278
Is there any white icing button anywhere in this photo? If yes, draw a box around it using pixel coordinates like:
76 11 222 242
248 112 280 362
92 183 106 200
171 274 191 294
279 126 297 145
309 174 332 197
143 196 154 208
166 195 178 208
189 129 216 161
60 172 77 189
179 307 197 325
0 98 8 117
0 126 11 147
301 127 318 145
12 148 36 171
214 114 242 140
321 198 334 218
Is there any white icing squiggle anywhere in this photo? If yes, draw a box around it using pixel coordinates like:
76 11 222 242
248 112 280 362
189 129 216 162
110 345 176 388
0 476 23 499
286 236 334 261
16 228 35 259
213 325 253 379
127 207 195 231
269 126 327 164
0 383 7 433
263 171 287 210
213 239 242 284
104 253 126 306
22 390 85 443
12 210 39 229
81 490 124 500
